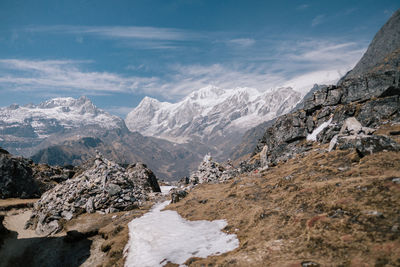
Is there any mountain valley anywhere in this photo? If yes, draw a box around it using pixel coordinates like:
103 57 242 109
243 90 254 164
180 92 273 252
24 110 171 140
0 6 400 267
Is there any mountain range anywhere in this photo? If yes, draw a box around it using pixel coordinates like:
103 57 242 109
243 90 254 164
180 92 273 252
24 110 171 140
0 84 303 180
126 85 301 159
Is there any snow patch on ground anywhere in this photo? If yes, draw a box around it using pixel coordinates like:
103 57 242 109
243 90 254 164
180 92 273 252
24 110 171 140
159 186 176 195
307 117 333 141
124 201 239 267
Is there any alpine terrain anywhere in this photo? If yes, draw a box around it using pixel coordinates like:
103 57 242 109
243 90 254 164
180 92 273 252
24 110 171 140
0 5 399 267
126 86 301 159
0 96 204 180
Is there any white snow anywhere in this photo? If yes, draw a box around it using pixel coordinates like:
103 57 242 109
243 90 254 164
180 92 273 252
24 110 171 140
159 186 176 195
125 85 301 143
0 96 123 138
124 201 239 267
307 117 333 141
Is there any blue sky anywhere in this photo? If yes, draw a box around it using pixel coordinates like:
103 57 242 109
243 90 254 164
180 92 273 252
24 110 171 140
0 0 398 117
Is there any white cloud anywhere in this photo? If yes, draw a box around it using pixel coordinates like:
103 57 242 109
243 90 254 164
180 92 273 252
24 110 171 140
312 14 325 27
227 38 255 47
147 39 365 97
26 25 202 50
27 25 197 41
0 37 366 102
297 4 309 10
105 106 135 116
0 59 157 94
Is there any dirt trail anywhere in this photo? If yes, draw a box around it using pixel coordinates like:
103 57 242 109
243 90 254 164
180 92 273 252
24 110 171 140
3 209 39 239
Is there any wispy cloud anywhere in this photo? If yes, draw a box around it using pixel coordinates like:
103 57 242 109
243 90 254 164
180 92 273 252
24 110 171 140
27 25 199 41
105 106 135 117
227 38 255 47
0 59 157 93
297 4 309 10
312 14 325 27
150 39 365 97
0 37 365 101
26 25 203 50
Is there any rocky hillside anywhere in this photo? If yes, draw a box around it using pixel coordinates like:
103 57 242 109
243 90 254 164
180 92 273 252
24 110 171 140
164 11 400 266
28 153 161 236
169 140 400 266
230 84 326 161
251 9 400 167
30 131 208 181
126 86 301 159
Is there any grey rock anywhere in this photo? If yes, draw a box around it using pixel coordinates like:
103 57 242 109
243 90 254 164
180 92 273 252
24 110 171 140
107 183 121 196
36 219 61 236
339 117 375 135
0 149 40 199
334 134 400 156
29 154 161 235
170 188 188 203
189 154 237 184
339 10 400 81
85 198 95 214
392 178 400 184
356 95 400 127
61 211 74 221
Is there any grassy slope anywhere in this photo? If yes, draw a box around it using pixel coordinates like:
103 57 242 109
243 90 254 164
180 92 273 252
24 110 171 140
169 125 400 266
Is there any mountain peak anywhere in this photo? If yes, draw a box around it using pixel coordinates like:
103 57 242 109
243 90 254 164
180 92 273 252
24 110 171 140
188 85 226 101
340 9 400 81
140 96 161 104
0 96 126 151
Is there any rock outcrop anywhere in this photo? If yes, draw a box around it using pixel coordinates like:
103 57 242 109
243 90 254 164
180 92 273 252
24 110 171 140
29 154 161 235
0 148 40 199
328 117 400 156
252 10 400 168
0 146 78 199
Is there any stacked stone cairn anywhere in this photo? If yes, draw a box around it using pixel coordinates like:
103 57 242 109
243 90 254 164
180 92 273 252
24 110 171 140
29 153 160 235
189 154 237 184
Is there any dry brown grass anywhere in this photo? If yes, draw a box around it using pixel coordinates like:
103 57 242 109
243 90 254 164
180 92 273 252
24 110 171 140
168 142 400 266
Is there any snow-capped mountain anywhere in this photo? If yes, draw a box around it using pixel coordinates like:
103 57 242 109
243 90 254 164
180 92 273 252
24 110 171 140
0 96 126 155
0 96 124 136
126 86 302 148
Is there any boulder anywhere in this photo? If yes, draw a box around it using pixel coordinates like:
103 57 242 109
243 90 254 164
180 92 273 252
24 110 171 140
339 117 375 136
170 188 188 203
126 163 161 193
334 135 400 157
